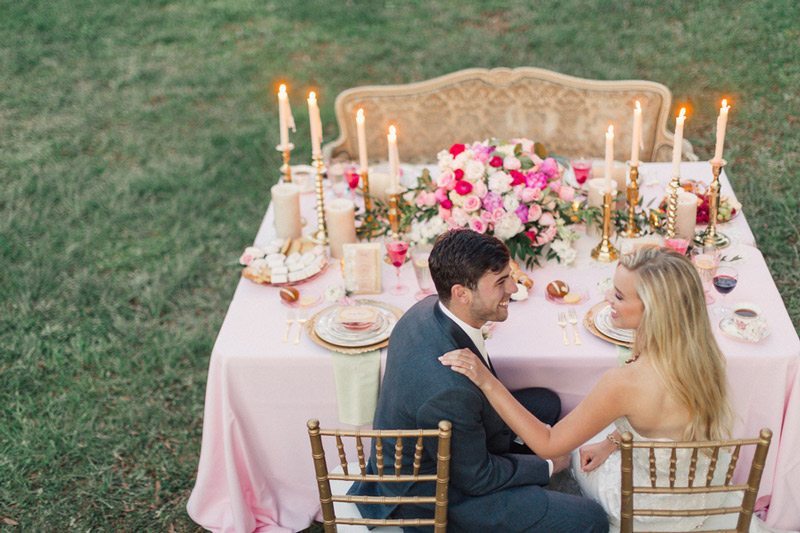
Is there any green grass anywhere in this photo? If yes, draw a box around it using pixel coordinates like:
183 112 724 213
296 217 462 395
1 0 798 529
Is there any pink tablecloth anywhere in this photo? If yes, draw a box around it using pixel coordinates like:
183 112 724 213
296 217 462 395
187 163 800 532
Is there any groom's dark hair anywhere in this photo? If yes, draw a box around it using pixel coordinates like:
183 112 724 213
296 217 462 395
429 229 510 304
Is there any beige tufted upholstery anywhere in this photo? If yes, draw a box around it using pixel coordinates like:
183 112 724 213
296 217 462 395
324 67 696 164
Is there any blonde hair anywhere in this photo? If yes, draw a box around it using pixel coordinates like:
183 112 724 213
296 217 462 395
620 245 732 441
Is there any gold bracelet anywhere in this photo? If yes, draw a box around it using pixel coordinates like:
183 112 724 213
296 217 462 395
606 433 621 449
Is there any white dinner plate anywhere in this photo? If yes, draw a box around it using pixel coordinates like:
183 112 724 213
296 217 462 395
314 304 397 347
594 305 635 342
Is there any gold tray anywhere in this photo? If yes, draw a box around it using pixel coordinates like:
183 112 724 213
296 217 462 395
306 300 404 355
584 301 633 348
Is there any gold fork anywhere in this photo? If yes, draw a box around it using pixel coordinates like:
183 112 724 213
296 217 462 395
284 309 296 343
567 309 582 345
294 309 308 344
557 312 570 346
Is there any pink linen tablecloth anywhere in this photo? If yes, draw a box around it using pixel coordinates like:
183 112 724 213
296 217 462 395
187 163 799 532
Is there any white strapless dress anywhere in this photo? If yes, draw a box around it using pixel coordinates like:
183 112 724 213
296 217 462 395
570 418 778 533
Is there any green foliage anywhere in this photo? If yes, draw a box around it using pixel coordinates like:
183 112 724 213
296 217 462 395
1 0 798 530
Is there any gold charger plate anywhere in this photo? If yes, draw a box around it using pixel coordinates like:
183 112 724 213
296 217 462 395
306 299 404 355
584 301 633 348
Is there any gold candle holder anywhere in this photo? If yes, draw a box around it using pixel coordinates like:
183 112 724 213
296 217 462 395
664 173 681 239
276 143 294 183
591 191 619 262
387 189 401 239
310 155 327 245
624 163 641 238
694 159 730 248
360 169 374 224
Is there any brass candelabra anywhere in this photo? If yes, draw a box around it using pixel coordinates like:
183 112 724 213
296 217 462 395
664 173 681 239
277 143 294 183
387 189 401 239
624 163 641 238
694 159 730 248
360 169 375 227
311 155 327 245
591 191 619 262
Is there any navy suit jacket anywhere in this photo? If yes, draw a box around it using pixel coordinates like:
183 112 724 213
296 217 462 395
349 296 550 531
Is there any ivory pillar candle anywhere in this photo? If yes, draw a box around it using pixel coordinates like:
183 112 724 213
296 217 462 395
369 172 391 202
271 183 302 239
387 125 400 190
675 189 698 241
713 99 730 162
325 198 357 259
356 109 368 172
277 84 295 147
604 125 614 190
671 108 686 177
307 91 322 157
630 101 642 166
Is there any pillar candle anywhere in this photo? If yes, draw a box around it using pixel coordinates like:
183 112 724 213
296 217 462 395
271 183 302 239
630 100 642 166
369 172 391 202
713 99 730 162
307 91 322 157
356 109 368 172
671 108 686 177
277 84 295 148
325 198 357 259
387 125 400 190
604 125 614 190
675 189 698 241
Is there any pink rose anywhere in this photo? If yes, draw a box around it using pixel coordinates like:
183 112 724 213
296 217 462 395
503 155 521 170
528 204 542 222
416 191 437 208
439 205 452 219
539 212 556 226
559 185 575 202
480 209 494 223
489 156 503 167
548 181 561 194
492 208 507 222
520 187 540 203
462 194 482 212
455 180 473 196
472 180 488 198
437 170 456 190
239 252 255 266
536 225 557 245
469 217 487 234
449 143 466 157
434 187 449 203
540 157 559 177
454 169 465 180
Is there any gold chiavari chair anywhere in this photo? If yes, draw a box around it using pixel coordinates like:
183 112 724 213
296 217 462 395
620 428 772 533
307 419 452 533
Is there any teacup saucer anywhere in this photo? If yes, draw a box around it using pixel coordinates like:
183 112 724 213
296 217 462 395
719 316 770 343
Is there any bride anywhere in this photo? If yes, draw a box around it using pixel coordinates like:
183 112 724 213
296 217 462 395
440 246 769 531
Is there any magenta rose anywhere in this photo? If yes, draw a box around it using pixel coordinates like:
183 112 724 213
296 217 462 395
514 204 529 223
525 229 538 244
454 180 473 196
489 156 504 168
454 168 465 180
449 143 466 157
441 198 453 210
509 169 526 186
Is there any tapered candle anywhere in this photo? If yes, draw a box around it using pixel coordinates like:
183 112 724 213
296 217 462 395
356 109 368 172
630 101 642 166
388 125 400 189
277 84 295 147
671 108 686 177
604 125 614 189
307 91 322 157
713 99 730 162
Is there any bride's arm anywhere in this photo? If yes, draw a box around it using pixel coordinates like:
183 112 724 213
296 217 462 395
440 348 629 458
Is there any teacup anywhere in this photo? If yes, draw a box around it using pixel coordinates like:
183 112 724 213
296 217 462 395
732 303 762 332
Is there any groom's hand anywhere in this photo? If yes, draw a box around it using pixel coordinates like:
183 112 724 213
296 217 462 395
550 453 571 475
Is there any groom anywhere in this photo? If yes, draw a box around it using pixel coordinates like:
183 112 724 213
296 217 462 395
350 230 607 531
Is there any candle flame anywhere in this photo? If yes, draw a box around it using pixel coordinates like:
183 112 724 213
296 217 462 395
389 125 397 136
721 98 730 110
678 107 686 118
607 125 614 135
356 108 364 122
308 91 317 102
635 100 641 111
278 84 287 95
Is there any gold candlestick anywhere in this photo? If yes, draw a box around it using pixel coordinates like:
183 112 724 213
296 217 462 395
624 163 641 238
387 189 401 239
311 155 327 244
664 173 681 239
694 159 730 248
276 143 294 183
360 169 374 224
592 191 619 262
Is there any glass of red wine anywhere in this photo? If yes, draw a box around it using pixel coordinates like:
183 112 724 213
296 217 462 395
345 168 360 201
385 239 410 295
571 158 591 186
712 266 738 316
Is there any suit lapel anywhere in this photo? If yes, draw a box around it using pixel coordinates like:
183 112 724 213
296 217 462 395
433 301 496 377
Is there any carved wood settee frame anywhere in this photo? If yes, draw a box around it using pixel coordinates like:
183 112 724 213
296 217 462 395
324 67 696 165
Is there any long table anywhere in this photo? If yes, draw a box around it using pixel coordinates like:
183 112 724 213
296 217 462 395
187 163 800 532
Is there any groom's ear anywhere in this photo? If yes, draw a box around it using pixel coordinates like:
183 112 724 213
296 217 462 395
451 284 470 304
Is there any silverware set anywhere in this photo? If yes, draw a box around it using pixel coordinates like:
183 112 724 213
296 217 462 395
285 309 309 344
557 310 582 346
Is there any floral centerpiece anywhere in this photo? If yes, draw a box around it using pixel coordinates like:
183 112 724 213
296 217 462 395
401 139 579 267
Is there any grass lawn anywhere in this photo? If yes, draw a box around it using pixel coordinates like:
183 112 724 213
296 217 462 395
1 0 797 529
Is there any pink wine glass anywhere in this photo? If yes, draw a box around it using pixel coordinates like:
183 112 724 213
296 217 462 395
571 158 591 186
345 168 360 201
385 239 410 295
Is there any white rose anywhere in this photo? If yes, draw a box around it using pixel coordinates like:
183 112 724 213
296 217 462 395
451 207 469 227
437 150 454 170
465 160 485 181
493 213 524 240
454 150 472 166
496 144 516 156
488 171 512 194
503 195 520 212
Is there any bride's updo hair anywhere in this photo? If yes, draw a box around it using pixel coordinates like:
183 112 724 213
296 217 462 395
620 245 731 441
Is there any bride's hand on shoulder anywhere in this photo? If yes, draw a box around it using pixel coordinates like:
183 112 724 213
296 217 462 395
579 439 616 472
439 349 492 389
